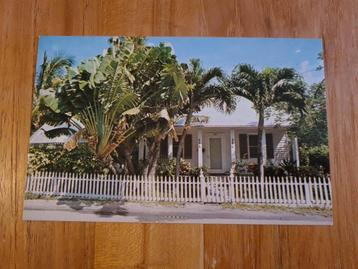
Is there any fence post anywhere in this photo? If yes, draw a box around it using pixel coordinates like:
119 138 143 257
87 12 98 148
304 177 312 207
200 169 206 203
229 168 235 203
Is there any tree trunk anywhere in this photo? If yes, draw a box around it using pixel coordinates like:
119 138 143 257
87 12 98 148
123 144 135 174
144 135 162 177
102 155 118 175
257 109 265 181
175 112 193 177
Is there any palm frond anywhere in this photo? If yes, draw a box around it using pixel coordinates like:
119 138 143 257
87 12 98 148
200 67 223 86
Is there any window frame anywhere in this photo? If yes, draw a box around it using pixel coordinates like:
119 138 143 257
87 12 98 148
239 132 274 160
247 133 259 159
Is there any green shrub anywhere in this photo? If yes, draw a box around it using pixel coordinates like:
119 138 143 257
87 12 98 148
28 144 103 174
249 164 286 177
156 159 176 176
156 158 207 177
300 145 329 174
234 159 327 177
295 165 325 177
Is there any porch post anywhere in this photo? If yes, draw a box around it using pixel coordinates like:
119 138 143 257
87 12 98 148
292 136 300 167
138 139 144 160
168 135 173 159
262 129 267 165
230 129 236 167
198 129 203 167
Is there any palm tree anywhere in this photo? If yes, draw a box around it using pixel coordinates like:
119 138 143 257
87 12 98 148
175 59 236 176
229 64 306 179
32 52 74 133
137 61 190 177
36 52 74 94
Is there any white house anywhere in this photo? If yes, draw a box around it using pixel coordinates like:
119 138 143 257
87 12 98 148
139 119 298 175
139 102 300 174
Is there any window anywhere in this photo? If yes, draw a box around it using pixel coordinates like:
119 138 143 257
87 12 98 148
239 133 274 159
248 135 258 158
173 134 193 159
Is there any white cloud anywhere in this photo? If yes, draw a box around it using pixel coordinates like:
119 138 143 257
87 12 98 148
299 60 310 72
298 60 323 85
162 42 175 55
295 49 301 53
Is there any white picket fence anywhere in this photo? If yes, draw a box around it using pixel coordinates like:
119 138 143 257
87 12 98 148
25 171 332 208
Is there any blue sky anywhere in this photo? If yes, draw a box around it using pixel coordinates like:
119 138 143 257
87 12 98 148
37 36 324 125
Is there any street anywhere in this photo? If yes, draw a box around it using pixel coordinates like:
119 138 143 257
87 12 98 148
23 199 332 225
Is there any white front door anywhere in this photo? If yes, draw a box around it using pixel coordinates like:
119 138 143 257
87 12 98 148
206 134 225 173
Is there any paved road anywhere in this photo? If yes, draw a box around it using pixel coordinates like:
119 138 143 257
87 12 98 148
23 200 332 225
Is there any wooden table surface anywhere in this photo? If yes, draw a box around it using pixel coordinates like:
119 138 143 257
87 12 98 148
0 1 357 268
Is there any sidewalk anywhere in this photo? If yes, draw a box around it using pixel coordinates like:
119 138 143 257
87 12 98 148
23 199 332 225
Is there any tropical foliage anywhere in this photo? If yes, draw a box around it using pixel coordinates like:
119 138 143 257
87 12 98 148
174 59 236 176
35 37 189 175
228 65 306 178
32 52 74 133
286 54 329 173
28 145 103 174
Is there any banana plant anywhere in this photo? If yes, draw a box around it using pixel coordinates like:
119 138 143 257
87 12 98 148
39 38 144 172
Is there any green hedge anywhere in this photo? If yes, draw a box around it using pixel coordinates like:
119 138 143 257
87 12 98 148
28 144 103 174
156 159 207 177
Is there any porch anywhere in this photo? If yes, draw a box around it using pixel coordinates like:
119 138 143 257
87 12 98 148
139 126 300 174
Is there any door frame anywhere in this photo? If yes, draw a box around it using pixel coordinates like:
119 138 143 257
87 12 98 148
205 133 226 174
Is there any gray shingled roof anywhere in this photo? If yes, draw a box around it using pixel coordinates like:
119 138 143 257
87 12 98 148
30 121 83 144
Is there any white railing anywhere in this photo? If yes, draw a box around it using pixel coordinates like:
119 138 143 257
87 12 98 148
25 171 332 208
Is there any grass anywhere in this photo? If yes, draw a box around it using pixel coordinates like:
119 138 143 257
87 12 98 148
221 203 332 217
136 201 185 208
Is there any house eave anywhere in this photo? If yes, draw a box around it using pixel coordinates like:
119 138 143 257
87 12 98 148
174 124 289 129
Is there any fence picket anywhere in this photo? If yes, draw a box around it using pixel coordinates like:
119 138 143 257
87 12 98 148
327 176 332 206
312 176 317 205
319 177 324 205
242 176 246 203
290 176 295 204
292 176 297 204
323 176 329 206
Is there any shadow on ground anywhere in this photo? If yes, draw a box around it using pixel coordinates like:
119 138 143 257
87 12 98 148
56 199 129 218
56 199 94 210
94 203 128 218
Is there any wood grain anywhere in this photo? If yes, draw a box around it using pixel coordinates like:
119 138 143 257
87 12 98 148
0 0 357 268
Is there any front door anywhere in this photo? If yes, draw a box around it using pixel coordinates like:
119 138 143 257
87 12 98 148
206 134 225 173
210 138 222 169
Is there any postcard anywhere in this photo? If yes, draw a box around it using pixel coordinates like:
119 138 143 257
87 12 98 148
24 36 332 225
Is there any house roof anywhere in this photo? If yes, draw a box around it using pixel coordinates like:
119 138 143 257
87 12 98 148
175 99 290 128
30 121 83 144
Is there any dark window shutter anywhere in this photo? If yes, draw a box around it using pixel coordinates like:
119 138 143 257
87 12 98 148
184 134 192 159
173 136 180 157
266 133 274 159
160 136 168 159
239 134 248 159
